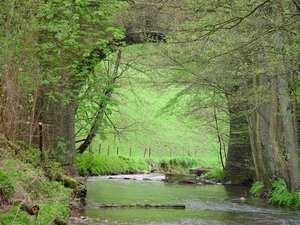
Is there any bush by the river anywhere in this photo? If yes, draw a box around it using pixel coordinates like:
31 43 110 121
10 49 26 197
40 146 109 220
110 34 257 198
250 179 300 208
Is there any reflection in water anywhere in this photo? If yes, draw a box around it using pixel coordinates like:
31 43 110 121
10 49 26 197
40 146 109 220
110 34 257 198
82 177 300 225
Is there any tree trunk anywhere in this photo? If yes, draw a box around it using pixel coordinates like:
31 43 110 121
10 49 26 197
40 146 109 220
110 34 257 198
225 95 255 185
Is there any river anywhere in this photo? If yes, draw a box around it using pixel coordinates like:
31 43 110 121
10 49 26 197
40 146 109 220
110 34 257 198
73 174 300 225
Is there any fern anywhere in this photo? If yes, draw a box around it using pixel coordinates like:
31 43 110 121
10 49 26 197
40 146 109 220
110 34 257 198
269 179 300 208
250 181 264 197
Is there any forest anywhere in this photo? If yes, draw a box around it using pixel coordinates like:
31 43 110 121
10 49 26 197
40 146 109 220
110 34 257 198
0 0 300 225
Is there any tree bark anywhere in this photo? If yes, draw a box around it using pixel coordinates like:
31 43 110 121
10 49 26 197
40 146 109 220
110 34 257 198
225 95 255 185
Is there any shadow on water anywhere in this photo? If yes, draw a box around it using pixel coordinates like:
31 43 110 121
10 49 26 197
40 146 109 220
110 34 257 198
78 176 300 225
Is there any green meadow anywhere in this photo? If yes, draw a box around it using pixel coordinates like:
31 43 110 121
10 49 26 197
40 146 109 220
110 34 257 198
76 44 225 174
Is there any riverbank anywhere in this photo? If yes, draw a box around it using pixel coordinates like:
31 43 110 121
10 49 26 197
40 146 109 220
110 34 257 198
0 159 71 224
75 153 218 176
0 157 86 225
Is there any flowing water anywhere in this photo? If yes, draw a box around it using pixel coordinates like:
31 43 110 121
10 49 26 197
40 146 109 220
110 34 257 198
79 174 300 225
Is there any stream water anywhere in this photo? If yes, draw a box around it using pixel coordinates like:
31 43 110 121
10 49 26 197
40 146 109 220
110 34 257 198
77 174 300 225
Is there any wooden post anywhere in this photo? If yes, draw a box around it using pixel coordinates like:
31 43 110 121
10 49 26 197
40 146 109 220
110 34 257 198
117 146 119 156
38 122 45 165
144 148 147 158
148 147 151 158
129 148 132 157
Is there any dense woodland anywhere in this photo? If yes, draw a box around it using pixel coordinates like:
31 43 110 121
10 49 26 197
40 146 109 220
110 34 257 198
0 0 300 224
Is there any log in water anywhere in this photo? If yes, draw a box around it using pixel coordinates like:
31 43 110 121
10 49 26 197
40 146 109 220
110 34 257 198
94 203 186 209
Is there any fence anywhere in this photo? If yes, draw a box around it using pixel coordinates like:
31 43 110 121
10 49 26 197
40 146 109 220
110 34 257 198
89 144 201 159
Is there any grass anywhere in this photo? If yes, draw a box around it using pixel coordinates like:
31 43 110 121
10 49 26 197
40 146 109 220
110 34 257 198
76 153 149 176
76 152 221 176
76 44 225 170
0 159 72 225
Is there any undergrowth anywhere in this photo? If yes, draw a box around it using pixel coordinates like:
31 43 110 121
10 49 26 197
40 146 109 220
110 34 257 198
268 179 300 208
157 158 199 173
203 168 227 181
250 181 264 197
0 159 72 225
250 179 300 208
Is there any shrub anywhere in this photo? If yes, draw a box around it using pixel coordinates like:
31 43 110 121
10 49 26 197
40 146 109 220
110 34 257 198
0 170 15 200
250 181 264 197
158 157 199 173
269 179 300 208
204 168 227 181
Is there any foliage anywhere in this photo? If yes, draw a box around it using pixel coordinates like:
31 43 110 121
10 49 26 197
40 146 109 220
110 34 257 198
0 170 15 200
76 153 149 175
0 203 69 225
83 46 223 168
268 179 300 208
158 158 199 173
204 168 227 181
250 181 264 197
0 159 72 224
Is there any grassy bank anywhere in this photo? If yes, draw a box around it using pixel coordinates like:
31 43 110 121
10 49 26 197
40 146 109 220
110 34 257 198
76 153 149 176
0 159 72 225
76 152 221 176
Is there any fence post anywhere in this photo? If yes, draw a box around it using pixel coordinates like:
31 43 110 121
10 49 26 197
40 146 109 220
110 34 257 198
148 147 151 158
117 146 119 156
129 148 132 157
98 144 102 154
38 122 45 165
144 148 147 158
